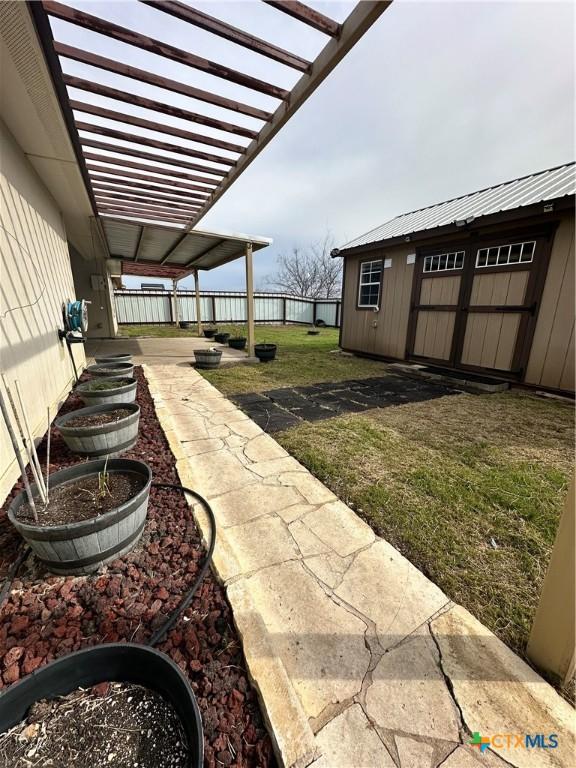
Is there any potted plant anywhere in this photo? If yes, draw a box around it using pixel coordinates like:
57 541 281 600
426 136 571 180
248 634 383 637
55 403 140 456
193 348 222 369
254 343 277 362
76 375 137 406
8 457 151 575
86 361 134 378
214 331 230 344
179 320 192 329
228 325 247 350
0 644 203 767
203 325 217 339
94 353 132 364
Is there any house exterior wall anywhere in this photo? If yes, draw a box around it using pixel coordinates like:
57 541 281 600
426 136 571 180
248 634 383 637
340 210 575 393
0 119 85 503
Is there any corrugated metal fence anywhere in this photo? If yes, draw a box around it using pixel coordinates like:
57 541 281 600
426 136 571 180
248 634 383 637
114 290 341 327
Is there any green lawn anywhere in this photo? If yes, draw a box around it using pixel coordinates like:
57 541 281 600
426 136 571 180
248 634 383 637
122 323 575 667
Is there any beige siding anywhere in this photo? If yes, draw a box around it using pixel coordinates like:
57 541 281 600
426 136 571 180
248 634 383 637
0 120 85 503
525 215 575 391
461 312 521 371
413 311 455 360
340 245 414 359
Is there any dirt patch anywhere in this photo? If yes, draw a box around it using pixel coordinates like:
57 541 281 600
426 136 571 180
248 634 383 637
65 408 132 427
0 682 189 767
17 472 146 527
0 368 275 768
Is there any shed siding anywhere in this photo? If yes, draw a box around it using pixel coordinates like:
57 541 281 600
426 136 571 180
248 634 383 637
525 215 575 391
341 245 414 359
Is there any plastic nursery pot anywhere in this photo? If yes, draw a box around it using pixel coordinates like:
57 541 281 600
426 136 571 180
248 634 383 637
254 343 277 362
55 402 140 457
179 321 192 329
203 328 217 339
307 330 320 335
86 361 134 378
76 376 137 407
228 337 247 350
0 644 203 768
94 353 132 364
8 458 152 575
214 332 230 344
193 349 222 369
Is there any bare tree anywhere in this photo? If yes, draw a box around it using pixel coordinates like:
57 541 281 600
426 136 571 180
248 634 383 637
263 233 342 298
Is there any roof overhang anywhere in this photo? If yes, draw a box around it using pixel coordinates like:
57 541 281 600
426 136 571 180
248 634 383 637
101 216 271 279
336 194 576 257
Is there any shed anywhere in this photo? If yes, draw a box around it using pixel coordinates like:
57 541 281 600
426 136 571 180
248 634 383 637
335 162 575 394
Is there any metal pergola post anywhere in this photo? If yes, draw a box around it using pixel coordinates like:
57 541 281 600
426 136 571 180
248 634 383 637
193 269 202 336
245 242 254 357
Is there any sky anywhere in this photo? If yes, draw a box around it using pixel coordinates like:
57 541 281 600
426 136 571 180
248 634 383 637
51 1 575 291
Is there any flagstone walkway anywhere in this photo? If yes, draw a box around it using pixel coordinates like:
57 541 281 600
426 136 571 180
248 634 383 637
145 364 575 768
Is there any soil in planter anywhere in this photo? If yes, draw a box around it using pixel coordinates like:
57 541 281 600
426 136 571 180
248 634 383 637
0 681 189 768
65 408 132 427
17 472 146 526
85 379 133 391
90 367 129 374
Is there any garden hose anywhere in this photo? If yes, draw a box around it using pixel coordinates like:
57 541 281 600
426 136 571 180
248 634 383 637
147 482 216 648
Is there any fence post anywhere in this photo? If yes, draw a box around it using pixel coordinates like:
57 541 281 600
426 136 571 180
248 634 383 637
282 297 287 325
527 474 575 686
211 296 217 324
336 301 341 327
312 300 317 326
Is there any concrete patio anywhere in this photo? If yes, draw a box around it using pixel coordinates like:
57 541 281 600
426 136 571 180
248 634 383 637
144 363 575 768
86 337 256 366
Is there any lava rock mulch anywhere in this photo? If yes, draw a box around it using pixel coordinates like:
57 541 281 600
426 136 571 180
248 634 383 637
0 367 275 768
232 374 458 432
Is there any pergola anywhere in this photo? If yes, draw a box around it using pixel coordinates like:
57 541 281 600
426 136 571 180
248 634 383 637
29 0 391 351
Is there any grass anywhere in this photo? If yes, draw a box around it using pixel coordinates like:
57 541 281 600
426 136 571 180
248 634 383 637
121 323 575 662
119 324 387 393
277 391 574 658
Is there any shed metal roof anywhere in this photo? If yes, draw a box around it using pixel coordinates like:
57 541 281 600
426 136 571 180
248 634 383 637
340 162 576 252
101 216 271 279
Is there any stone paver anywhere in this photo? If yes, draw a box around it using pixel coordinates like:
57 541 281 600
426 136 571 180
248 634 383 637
144 365 575 768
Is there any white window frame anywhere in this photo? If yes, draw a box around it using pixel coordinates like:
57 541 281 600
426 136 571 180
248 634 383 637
358 259 382 308
476 241 536 268
423 251 465 273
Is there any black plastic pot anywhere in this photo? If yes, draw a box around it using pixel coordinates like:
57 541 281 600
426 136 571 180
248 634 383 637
307 330 320 335
203 328 217 339
8 458 152 575
254 343 277 362
228 337 247 350
0 644 203 767
214 332 230 344
179 321 192 329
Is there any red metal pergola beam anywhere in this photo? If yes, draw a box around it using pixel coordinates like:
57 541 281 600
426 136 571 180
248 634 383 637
98 204 191 223
66 77 257 140
80 138 227 178
93 190 200 212
91 180 207 205
82 152 219 187
43 1 289 100
75 122 236 168
54 42 272 121
141 0 311 72
263 1 341 37
87 165 212 195
72 102 246 155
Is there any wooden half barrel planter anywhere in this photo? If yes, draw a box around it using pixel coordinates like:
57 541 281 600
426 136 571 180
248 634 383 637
193 349 222 369
76 376 137 406
94 353 132 364
86 362 134 378
55 403 140 457
8 458 151 575
0 644 203 767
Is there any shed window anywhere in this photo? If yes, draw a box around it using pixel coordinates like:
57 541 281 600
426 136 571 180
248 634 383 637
358 260 382 307
423 251 464 273
476 241 535 268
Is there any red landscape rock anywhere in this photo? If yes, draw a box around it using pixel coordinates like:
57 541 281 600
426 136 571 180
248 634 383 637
0 367 275 767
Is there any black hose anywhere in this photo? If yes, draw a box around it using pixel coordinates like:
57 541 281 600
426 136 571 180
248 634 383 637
146 482 216 648
0 546 30 607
